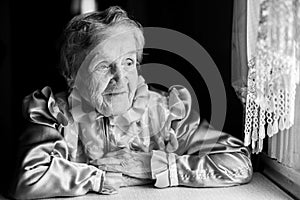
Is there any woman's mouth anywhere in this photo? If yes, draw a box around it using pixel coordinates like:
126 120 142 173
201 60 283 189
102 91 127 96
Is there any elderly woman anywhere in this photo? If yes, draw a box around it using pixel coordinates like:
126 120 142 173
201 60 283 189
10 6 252 200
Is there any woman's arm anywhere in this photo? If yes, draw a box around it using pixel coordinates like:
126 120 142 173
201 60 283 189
9 87 114 199
90 127 252 189
10 124 106 200
151 86 253 188
151 122 253 188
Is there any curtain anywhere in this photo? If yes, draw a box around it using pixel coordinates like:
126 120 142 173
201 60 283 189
231 0 248 103
232 0 300 156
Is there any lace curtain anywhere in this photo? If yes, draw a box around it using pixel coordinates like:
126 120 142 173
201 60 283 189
232 0 300 154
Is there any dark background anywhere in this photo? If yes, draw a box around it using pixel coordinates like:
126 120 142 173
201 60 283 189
0 0 250 196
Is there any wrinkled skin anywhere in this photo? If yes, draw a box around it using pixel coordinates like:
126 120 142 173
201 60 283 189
90 148 152 179
75 25 139 116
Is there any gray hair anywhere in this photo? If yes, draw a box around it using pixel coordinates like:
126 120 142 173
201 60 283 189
60 6 145 88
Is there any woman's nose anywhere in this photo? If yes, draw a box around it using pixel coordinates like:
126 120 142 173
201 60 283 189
110 63 124 83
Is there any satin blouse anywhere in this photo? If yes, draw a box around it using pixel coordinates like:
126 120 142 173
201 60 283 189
9 83 253 200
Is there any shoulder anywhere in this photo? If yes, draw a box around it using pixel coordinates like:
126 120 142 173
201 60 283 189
22 86 71 131
148 84 192 111
146 84 192 122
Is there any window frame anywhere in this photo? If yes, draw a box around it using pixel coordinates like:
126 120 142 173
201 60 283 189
261 153 300 199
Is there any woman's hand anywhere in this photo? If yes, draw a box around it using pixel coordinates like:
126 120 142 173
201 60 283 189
90 148 152 179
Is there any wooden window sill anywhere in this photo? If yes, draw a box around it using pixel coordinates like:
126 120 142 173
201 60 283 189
261 153 300 199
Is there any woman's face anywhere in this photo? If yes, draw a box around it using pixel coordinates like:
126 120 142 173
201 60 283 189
75 26 139 116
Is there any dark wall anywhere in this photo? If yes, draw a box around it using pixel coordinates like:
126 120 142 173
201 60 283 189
1 0 246 196
0 0 13 197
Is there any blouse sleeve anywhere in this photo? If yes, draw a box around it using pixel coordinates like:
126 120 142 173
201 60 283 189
150 86 253 188
9 87 108 200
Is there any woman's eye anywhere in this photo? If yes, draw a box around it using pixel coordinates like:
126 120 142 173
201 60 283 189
125 58 134 67
95 64 110 72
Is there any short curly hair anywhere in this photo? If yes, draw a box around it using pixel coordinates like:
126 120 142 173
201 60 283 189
60 6 145 88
